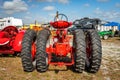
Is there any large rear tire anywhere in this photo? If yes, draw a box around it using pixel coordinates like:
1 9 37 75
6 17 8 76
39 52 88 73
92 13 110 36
36 29 50 72
74 29 86 73
85 30 102 73
21 29 36 72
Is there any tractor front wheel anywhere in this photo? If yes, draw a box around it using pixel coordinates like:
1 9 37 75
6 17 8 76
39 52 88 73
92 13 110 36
36 29 50 72
21 29 36 72
103 35 109 40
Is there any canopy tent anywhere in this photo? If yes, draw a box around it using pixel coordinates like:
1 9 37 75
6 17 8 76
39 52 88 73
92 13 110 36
104 22 120 30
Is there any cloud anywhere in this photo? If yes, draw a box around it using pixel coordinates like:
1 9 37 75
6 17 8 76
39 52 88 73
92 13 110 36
94 8 102 14
115 3 120 8
84 3 90 7
37 0 69 4
97 0 109 2
58 0 69 4
102 12 120 19
24 16 32 19
94 8 120 21
49 13 56 17
37 0 53 2
31 4 38 8
28 0 32 2
26 12 30 14
3 0 28 14
43 6 55 11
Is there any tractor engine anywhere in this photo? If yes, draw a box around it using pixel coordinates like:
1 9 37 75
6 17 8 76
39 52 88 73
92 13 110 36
46 30 73 57
54 30 73 56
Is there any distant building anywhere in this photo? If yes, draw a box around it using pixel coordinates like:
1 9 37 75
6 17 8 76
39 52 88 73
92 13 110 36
97 21 119 31
0 17 23 29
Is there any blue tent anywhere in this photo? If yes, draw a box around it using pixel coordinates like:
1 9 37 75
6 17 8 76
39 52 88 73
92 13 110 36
104 22 120 30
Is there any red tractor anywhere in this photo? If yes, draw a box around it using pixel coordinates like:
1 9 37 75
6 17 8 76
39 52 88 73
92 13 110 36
21 12 102 73
0 26 24 56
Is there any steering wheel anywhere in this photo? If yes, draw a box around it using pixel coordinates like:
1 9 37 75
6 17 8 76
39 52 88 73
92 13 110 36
54 14 68 21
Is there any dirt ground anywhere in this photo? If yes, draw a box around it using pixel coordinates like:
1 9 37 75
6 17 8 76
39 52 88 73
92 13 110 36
0 37 120 80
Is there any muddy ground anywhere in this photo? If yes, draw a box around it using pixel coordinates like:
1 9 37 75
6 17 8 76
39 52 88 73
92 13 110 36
0 37 120 80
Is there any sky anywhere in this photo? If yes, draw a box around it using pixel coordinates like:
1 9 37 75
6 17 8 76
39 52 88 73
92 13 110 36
0 0 120 24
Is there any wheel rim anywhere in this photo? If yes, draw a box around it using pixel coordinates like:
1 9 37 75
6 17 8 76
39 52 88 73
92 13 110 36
104 35 108 39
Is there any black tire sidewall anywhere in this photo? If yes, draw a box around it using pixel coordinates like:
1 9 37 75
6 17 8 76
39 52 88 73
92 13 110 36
21 29 36 72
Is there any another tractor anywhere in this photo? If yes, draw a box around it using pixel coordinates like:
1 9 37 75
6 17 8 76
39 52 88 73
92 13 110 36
0 26 24 56
21 12 102 73
70 17 102 72
98 30 113 40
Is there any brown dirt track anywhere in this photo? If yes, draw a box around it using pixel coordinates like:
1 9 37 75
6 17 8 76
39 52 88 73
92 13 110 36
0 37 120 80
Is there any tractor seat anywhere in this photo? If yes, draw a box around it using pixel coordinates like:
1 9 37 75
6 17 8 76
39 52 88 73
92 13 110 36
0 32 10 45
50 21 72 29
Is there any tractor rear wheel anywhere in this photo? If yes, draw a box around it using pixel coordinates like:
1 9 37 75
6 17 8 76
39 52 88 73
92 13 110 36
74 29 86 73
21 29 36 72
85 30 102 73
36 29 50 72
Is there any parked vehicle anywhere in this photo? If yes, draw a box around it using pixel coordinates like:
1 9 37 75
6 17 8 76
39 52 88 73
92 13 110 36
0 26 25 56
98 30 112 40
21 13 102 73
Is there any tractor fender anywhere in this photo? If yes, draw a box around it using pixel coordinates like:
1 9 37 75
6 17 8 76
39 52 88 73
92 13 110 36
13 30 25 52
